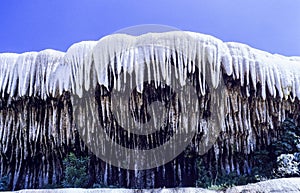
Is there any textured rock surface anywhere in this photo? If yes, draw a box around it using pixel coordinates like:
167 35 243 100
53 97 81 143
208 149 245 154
0 31 299 190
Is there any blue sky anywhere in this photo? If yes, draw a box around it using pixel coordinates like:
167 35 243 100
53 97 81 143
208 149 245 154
0 0 299 56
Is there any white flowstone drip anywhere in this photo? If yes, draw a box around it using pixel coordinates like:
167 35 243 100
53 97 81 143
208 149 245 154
0 31 299 100
0 50 65 99
226 42 300 100
0 53 19 97
64 41 97 97
37 50 65 99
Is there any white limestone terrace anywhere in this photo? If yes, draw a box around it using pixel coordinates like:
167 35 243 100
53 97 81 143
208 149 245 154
0 31 299 101
7 178 300 193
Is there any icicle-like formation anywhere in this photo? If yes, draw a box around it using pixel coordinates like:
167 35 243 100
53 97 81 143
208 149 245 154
0 50 65 99
35 50 66 99
0 31 298 100
226 42 300 100
90 32 228 93
0 53 19 97
65 41 97 97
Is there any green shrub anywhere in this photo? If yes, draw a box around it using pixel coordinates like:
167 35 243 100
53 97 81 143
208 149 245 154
62 153 90 188
0 175 9 191
251 149 275 180
195 158 212 188
273 118 300 156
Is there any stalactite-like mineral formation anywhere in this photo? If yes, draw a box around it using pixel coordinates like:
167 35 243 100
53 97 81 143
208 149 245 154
0 31 299 190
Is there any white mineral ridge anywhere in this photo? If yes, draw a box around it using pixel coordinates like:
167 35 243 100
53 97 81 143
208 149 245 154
0 31 299 100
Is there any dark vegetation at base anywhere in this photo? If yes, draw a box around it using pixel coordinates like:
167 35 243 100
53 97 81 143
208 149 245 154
196 118 300 189
61 153 89 188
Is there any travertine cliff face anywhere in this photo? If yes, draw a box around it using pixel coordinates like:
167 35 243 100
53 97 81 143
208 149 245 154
0 31 299 190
